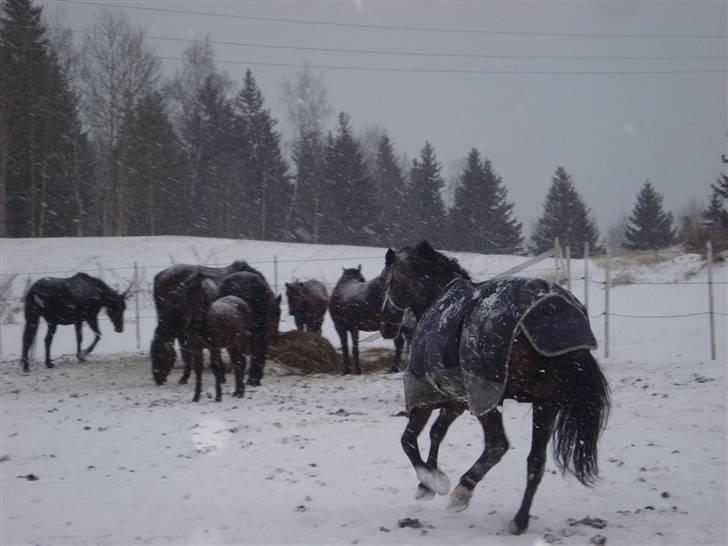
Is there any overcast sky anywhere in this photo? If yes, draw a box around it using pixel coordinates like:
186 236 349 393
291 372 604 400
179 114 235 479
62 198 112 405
40 0 727 236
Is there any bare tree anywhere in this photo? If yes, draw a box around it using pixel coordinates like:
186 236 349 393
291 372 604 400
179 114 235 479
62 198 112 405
80 8 159 235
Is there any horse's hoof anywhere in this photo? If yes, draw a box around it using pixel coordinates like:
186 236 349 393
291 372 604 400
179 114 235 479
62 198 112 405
178 377 188 385
415 466 450 496
508 520 526 535
45 362 55 369
77 354 86 362
447 485 472 512
192 396 200 403
246 378 261 387
354 368 362 375
387 367 400 374
415 484 435 501
233 391 245 398
214 397 222 403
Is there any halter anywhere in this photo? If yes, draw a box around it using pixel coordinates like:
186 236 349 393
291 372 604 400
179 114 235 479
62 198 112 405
383 290 408 313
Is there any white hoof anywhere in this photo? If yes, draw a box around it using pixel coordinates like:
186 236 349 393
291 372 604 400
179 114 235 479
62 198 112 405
447 485 472 512
415 466 450 496
508 520 524 535
415 484 435 501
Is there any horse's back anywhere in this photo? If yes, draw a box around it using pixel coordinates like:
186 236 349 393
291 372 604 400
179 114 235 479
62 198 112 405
330 277 381 330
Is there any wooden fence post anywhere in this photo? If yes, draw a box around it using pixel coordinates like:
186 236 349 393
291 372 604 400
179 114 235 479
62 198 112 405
565 245 572 291
134 261 141 351
584 241 590 311
604 250 610 358
554 238 561 282
273 255 279 295
707 241 716 360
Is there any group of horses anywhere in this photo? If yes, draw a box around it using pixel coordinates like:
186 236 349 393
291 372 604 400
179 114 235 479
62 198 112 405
18 240 610 535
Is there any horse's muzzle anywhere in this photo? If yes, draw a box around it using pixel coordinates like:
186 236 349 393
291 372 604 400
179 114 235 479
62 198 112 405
380 319 400 340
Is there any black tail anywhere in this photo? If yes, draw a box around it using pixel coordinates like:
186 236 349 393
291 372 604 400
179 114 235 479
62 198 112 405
552 350 610 486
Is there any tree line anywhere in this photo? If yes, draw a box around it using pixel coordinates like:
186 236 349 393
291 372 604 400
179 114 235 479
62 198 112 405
2 0 726 255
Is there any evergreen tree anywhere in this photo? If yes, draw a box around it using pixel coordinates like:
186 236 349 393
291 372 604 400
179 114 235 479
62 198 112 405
121 91 190 235
449 149 522 253
233 69 291 241
624 180 676 250
319 112 377 245
531 167 600 257
288 129 325 242
1 0 92 237
406 142 447 246
372 134 407 246
705 155 728 229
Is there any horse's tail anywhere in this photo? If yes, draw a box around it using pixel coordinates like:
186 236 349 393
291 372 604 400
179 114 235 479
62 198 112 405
552 350 610 486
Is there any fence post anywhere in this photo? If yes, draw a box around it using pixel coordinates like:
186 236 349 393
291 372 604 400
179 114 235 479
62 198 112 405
134 261 141 351
554 238 561 283
273 255 279 295
707 241 716 360
584 241 590 311
604 250 610 358
565 245 572 291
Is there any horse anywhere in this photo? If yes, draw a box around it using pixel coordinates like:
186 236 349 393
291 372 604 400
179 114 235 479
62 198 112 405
285 279 328 334
329 266 411 375
178 273 252 402
379 241 610 535
216 271 281 387
21 273 128 372
150 261 263 386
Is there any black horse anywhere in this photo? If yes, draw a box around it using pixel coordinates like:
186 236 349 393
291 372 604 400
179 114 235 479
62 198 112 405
380 241 610 534
329 266 411 375
21 273 128 372
285 279 329 334
150 261 263 386
178 273 253 402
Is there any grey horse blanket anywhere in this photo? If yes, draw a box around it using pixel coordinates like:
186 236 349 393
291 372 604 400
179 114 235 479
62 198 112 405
405 276 597 416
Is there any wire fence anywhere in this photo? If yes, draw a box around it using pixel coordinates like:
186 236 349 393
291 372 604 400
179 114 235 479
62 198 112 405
0 241 724 360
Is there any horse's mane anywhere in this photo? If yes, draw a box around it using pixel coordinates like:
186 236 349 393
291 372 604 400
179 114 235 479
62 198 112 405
413 240 471 281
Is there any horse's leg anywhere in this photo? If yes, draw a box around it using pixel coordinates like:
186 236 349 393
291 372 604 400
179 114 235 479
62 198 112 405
391 332 404 373
416 402 466 500
178 336 193 384
21 312 40 372
294 317 304 331
312 320 323 335
401 406 451 496
351 328 361 374
192 346 203 402
82 315 102 356
43 322 57 368
335 323 351 375
231 343 246 398
75 322 85 361
509 403 559 535
448 409 510 512
246 327 266 387
210 349 224 402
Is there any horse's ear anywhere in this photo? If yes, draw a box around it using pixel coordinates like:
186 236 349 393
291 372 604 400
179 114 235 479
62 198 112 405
285 282 292 289
275 294 282 305
385 248 395 266
415 240 436 257
357 264 362 272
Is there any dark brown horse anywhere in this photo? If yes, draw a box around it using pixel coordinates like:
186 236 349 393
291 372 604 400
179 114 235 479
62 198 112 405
329 266 410 375
178 273 252 402
21 273 128 371
150 261 264 386
285 279 328 334
380 241 610 534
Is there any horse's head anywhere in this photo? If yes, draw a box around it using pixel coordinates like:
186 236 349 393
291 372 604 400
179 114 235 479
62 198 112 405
106 291 127 333
340 265 365 284
285 281 304 316
268 294 282 338
179 273 218 324
151 338 176 386
380 248 411 339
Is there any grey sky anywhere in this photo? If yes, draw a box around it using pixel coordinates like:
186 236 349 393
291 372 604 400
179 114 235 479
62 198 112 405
41 0 727 237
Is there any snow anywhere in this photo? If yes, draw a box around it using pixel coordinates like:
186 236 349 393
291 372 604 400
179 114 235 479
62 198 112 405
1 236 726 545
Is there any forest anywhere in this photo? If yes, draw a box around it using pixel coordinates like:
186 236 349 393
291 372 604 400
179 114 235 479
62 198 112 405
2 0 727 254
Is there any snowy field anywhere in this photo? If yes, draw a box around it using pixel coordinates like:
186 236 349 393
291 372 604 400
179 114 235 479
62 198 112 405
0 236 726 546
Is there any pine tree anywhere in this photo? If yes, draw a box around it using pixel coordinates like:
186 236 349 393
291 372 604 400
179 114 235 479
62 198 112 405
288 129 325 242
624 180 676 250
449 149 522 253
372 134 407 246
406 142 447 247
531 167 600 257
319 112 377 246
121 91 190 235
1 0 92 237
705 155 728 229
233 69 291 241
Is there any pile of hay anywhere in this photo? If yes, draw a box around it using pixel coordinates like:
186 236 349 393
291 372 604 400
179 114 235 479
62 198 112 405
267 331 341 374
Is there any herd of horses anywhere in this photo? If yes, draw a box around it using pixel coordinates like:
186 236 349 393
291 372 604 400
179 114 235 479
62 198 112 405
18 240 610 535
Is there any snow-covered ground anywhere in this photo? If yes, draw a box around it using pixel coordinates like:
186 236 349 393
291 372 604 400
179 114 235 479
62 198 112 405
1 236 726 545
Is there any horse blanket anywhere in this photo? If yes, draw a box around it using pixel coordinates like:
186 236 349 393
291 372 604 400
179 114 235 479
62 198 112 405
404 276 597 416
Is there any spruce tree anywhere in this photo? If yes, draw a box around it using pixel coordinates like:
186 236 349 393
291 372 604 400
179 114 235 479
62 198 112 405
288 129 325 242
624 180 676 250
233 69 291 241
373 134 407 246
531 167 600 257
319 112 377 246
449 149 522 253
705 155 728 229
406 142 447 247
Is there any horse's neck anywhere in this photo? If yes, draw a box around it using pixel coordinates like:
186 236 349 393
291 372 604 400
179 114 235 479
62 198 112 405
414 271 463 319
